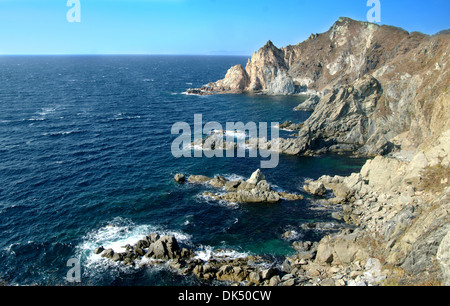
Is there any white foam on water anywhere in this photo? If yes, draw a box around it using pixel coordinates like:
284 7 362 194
42 130 83 136
37 107 57 116
281 229 304 241
270 183 286 193
196 192 239 208
26 117 46 122
76 217 193 274
194 245 249 262
222 173 246 182
209 129 247 141
192 144 204 151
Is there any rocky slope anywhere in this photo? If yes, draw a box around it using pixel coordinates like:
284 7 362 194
301 129 450 285
190 17 450 157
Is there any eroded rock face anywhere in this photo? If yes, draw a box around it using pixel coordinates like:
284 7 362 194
212 64 250 93
187 17 450 157
303 132 450 284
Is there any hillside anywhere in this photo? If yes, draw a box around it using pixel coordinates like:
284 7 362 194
191 17 449 158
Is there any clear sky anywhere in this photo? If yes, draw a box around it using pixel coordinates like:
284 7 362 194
0 0 449 55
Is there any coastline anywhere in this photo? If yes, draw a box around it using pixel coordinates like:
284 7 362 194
97 136 449 285
178 17 450 285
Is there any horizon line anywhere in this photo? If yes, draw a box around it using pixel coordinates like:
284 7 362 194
0 53 253 57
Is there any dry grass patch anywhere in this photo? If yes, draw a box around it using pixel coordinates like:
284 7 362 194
420 165 450 193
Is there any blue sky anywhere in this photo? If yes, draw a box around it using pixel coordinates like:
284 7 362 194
0 0 449 55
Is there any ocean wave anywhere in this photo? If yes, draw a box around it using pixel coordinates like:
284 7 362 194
281 227 304 241
208 129 247 140
25 118 46 122
270 183 286 193
222 173 246 182
194 245 249 262
114 115 141 121
37 107 57 116
195 192 239 208
42 130 84 137
75 217 192 266
180 91 211 97
100 115 142 123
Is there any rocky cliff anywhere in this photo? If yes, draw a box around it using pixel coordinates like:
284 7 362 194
192 17 450 157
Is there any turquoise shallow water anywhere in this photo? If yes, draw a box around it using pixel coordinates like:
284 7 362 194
0 55 366 285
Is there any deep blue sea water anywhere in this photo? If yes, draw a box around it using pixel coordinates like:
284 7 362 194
0 56 366 285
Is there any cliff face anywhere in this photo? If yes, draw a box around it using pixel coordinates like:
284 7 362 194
197 17 450 157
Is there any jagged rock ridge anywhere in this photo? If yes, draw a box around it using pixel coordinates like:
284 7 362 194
189 17 450 157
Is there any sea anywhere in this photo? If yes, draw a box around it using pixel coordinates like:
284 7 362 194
0 55 366 286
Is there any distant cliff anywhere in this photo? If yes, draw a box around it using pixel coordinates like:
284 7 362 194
191 17 450 157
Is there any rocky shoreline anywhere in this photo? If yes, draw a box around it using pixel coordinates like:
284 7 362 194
178 17 449 286
95 17 450 286
98 144 449 286
94 229 387 286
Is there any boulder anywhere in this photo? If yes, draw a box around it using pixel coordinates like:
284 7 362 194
112 253 124 262
315 232 370 266
261 267 277 280
174 173 186 183
315 237 334 265
303 181 326 196
248 271 262 284
268 275 281 286
247 169 266 185
216 265 237 282
135 239 150 249
236 181 256 191
279 192 304 200
146 233 160 244
100 248 114 259
146 235 180 260
94 246 105 255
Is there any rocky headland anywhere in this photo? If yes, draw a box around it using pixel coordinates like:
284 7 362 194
180 17 450 286
188 17 449 158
